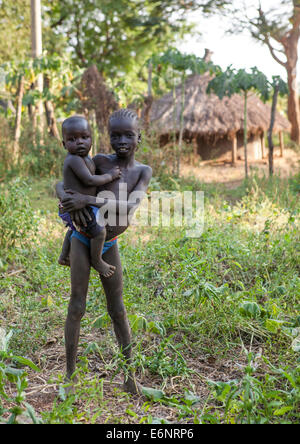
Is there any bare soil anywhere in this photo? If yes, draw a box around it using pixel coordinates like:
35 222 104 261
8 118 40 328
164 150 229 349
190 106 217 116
181 147 300 188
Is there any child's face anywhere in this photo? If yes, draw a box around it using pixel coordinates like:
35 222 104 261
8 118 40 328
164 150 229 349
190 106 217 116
109 117 141 158
63 119 92 157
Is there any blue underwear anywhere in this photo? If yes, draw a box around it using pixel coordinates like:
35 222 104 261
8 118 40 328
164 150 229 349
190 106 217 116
70 231 118 254
59 203 117 255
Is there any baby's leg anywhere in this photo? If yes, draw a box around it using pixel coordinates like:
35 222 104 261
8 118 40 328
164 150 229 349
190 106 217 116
58 229 72 266
90 227 116 278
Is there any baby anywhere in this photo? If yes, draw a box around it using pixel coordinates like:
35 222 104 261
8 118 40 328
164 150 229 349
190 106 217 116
58 115 121 277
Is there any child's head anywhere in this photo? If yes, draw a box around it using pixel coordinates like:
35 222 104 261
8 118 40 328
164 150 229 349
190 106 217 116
62 115 92 157
108 109 141 157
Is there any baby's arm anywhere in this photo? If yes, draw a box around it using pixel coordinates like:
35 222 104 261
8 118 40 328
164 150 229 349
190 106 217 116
58 165 152 218
82 165 152 214
69 156 121 187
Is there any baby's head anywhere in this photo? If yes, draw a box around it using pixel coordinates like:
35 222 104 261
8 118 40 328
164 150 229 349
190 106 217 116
62 115 92 157
108 109 141 157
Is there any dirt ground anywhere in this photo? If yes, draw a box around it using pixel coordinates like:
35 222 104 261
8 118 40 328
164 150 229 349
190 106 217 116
181 147 300 187
17 331 263 424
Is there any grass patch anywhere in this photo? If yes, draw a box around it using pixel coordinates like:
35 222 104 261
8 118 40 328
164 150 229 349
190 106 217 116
0 173 299 424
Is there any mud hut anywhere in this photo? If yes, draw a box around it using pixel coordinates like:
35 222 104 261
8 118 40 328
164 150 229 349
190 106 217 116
149 72 291 163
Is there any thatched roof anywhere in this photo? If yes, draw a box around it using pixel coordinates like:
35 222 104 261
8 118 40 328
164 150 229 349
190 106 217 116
149 73 291 140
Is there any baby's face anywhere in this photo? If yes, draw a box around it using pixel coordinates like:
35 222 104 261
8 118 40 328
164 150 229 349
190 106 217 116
63 119 92 157
109 117 141 158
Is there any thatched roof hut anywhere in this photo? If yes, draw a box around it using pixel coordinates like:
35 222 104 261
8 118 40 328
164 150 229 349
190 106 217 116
149 73 291 161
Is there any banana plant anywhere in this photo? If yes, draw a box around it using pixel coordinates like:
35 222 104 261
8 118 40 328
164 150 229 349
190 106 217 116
150 48 217 175
207 66 270 179
268 76 289 176
2 54 81 161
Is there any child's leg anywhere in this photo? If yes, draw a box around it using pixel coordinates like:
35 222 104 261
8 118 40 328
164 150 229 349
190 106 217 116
100 242 141 394
58 229 72 266
90 227 116 277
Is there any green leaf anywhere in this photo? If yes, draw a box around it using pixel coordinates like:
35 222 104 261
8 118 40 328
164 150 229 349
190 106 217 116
142 386 165 401
128 314 148 332
265 319 285 333
291 336 300 352
0 329 13 352
273 406 293 416
147 321 166 336
239 301 262 319
24 402 43 424
13 356 40 372
92 313 110 328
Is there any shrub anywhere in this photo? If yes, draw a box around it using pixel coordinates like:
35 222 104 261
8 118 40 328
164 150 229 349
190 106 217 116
0 179 38 255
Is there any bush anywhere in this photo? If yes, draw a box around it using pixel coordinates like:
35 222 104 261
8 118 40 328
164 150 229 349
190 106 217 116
0 179 38 256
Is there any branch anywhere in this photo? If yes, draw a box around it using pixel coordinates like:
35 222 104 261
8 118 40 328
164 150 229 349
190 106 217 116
264 35 287 67
50 14 68 29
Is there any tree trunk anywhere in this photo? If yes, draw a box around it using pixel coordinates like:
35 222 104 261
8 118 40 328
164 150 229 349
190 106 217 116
256 2 300 144
44 75 60 140
44 100 60 140
13 75 25 163
243 91 248 178
286 62 300 143
268 85 279 177
31 0 44 141
143 61 153 133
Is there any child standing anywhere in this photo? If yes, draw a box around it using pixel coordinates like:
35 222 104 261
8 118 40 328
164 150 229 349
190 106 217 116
58 115 121 278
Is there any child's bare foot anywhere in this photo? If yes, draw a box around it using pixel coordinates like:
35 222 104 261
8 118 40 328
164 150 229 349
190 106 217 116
58 255 70 266
92 260 116 278
61 375 77 397
123 376 143 395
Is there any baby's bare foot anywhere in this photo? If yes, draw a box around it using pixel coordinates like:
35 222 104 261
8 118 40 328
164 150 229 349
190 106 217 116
58 255 70 267
92 260 116 278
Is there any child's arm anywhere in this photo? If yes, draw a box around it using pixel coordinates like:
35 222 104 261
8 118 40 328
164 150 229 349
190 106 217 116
58 166 152 215
56 181 92 226
80 165 152 213
69 156 121 187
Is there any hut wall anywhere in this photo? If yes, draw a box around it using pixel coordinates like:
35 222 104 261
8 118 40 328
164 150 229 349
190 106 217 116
196 132 262 161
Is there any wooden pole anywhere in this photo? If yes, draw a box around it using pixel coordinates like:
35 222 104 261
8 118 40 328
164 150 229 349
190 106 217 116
279 131 284 157
231 133 237 165
243 91 248 178
193 138 198 165
268 85 279 176
261 132 266 159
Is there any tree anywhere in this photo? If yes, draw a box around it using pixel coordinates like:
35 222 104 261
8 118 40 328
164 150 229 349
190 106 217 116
45 1 229 95
207 66 270 178
225 0 300 144
0 0 31 64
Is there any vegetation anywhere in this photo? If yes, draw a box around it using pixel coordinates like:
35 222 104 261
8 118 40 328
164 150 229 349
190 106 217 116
0 0 299 426
0 166 299 423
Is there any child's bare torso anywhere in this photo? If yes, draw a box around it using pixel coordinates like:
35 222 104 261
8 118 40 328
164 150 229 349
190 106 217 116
93 153 149 238
63 154 97 196
94 153 145 196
